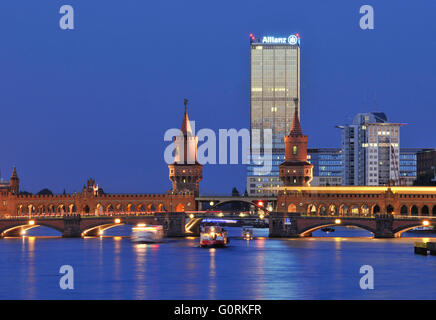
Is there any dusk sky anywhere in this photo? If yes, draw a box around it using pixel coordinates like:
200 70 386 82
0 0 435 195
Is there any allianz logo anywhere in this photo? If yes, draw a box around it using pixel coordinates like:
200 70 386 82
262 35 298 45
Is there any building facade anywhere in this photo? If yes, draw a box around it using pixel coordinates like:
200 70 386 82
417 149 436 185
247 33 301 196
338 112 404 186
308 148 343 186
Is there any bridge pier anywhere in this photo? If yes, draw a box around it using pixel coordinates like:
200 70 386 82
374 214 395 238
62 214 82 238
269 212 301 238
161 212 186 237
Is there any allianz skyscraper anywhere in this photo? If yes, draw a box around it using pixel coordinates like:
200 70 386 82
247 34 301 196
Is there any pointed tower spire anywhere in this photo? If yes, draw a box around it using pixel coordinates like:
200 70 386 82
180 98 193 135
11 166 18 179
289 99 302 135
9 166 19 195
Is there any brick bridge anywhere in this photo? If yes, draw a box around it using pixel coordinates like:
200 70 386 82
1 211 434 239
0 213 186 238
269 212 436 238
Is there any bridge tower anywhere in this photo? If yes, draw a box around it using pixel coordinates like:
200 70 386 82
9 167 19 195
279 99 313 186
168 99 203 196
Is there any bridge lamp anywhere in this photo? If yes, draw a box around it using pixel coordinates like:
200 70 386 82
422 220 430 227
28 220 35 226
209 201 214 206
335 219 341 224
20 229 26 236
259 214 265 220
189 214 195 219
258 201 264 207
114 218 121 224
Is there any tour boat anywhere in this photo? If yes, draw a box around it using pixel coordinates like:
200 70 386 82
131 224 163 243
200 225 228 248
242 226 254 240
321 227 335 233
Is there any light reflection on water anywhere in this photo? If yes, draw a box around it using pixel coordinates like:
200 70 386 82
0 226 435 300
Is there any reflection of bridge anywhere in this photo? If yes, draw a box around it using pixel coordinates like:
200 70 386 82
269 212 436 238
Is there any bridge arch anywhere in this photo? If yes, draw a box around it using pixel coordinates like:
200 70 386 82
361 204 370 216
299 222 376 237
400 205 408 216
328 204 337 215
411 205 419 215
433 205 436 216
287 203 297 213
339 204 348 215
307 204 317 215
387 205 394 214
318 204 327 216
421 205 429 216
82 204 90 214
393 221 435 237
372 204 380 214
209 200 267 212
81 222 127 237
0 222 64 237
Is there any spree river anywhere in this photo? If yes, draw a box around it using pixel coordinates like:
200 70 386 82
0 226 435 300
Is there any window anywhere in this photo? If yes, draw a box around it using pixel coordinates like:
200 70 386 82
293 145 298 155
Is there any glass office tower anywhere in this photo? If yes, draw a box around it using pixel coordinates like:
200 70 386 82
247 34 301 196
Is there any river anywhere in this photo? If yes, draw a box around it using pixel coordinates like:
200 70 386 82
0 226 435 299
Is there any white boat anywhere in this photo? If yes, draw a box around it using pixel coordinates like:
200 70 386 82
131 224 163 243
242 226 254 240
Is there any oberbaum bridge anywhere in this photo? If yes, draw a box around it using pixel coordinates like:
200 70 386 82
0 101 435 239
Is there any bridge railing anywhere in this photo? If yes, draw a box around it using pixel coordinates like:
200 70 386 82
1 211 167 220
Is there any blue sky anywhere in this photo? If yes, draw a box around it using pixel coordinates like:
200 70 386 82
0 0 435 194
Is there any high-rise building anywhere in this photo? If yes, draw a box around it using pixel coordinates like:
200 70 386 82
308 148 343 186
247 33 301 196
416 149 436 185
338 112 405 186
